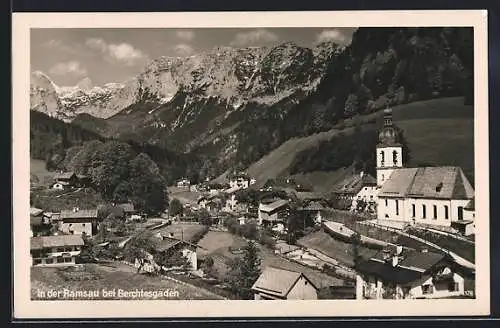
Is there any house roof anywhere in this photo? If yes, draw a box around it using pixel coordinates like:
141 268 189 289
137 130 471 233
357 249 446 284
152 237 201 253
30 235 84 250
251 266 318 298
118 203 135 213
30 207 44 217
296 191 325 201
378 167 474 200
54 172 76 180
60 209 98 219
333 173 377 195
302 201 324 211
259 199 289 213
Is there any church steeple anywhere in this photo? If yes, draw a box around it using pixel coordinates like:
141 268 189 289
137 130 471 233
376 107 403 187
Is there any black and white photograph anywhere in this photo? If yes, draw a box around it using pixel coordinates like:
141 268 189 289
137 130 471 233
12 10 489 318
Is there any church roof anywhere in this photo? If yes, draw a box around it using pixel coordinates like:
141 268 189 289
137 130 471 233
379 166 474 200
465 197 475 210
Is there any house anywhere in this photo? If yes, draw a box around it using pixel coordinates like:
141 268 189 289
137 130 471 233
59 208 98 236
300 201 325 224
52 171 78 190
30 207 51 237
152 236 200 271
30 234 84 267
251 266 319 300
332 171 378 213
118 202 136 218
258 199 290 230
223 194 238 212
228 172 251 190
375 108 475 235
76 174 91 187
355 246 473 299
176 178 191 188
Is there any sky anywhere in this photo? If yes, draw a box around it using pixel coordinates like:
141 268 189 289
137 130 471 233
31 28 357 86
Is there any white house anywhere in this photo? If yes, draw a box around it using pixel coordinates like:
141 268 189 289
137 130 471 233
229 173 251 190
252 266 319 300
59 208 98 236
375 108 475 235
176 178 191 188
333 171 378 213
258 199 290 226
30 235 84 267
355 247 473 299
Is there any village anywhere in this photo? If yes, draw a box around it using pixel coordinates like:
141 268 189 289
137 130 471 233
30 108 476 301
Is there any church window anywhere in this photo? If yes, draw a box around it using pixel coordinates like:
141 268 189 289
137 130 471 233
422 205 427 218
393 150 398 165
385 199 388 207
444 205 449 219
433 205 437 219
380 151 385 166
458 206 464 220
412 204 416 217
395 200 399 215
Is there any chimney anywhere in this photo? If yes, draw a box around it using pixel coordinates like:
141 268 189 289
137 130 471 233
396 245 403 255
360 171 364 178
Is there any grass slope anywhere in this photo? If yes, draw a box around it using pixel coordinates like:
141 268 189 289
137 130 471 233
246 97 474 190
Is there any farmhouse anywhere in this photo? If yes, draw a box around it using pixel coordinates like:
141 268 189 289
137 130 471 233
299 201 325 224
59 208 98 236
30 234 84 267
332 171 378 212
176 178 191 188
52 171 78 190
258 199 290 231
152 236 200 271
252 266 319 300
375 108 475 235
30 207 51 237
118 202 136 219
355 247 473 299
228 172 252 190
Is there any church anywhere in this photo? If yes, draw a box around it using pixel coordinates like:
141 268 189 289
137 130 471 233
375 108 475 235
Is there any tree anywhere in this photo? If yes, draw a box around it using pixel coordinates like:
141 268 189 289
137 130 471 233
169 199 183 217
198 208 212 226
201 256 218 278
241 222 258 240
124 231 156 264
350 232 362 266
224 241 262 299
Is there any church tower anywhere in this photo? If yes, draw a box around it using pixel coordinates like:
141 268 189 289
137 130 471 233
376 108 403 187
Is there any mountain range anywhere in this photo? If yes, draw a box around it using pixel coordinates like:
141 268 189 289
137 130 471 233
30 27 474 182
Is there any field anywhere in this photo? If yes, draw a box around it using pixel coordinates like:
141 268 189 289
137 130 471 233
244 97 474 191
197 230 344 288
31 263 223 300
30 188 103 212
167 187 203 205
155 223 207 242
298 230 379 267
30 158 55 187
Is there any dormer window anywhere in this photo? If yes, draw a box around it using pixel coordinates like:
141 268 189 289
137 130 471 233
435 182 443 192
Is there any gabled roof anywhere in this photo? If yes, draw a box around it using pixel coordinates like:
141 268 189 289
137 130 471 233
30 235 84 250
251 266 318 298
118 203 135 213
60 209 98 219
152 236 202 253
301 201 325 211
379 167 474 200
259 199 289 212
357 249 447 284
54 172 76 180
333 173 377 195
30 207 44 217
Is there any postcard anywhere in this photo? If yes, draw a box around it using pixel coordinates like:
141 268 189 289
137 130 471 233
12 10 489 318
